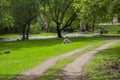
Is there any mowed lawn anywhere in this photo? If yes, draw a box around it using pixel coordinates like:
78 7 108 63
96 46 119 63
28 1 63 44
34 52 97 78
0 33 55 39
0 37 102 80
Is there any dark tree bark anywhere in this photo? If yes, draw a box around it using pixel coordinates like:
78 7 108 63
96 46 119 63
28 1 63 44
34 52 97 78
22 16 36 40
26 23 30 40
61 13 77 30
22 26 26 40
56 23 62 38
85 23 89 31
92 15 96 32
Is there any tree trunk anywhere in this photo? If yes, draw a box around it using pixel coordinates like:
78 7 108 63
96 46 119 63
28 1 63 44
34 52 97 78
22 26 26 40
92 23 95 32
26 23 30 40
92 16 96 32
85 23 89 31
56 24 62 38
57 29 62 38
80 20 85 32
45 23 49 32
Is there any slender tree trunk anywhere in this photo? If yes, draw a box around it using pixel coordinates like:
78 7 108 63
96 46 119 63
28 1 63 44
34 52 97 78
26 23 30 40
85 23 89 31
22 26 26 40
92 22 95 32
80 19 85 32
45 23 49 32
56 24 62 38
92 16 96 32
45 24 48 33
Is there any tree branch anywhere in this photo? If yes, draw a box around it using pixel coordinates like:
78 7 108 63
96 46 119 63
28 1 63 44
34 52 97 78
61 13 77 30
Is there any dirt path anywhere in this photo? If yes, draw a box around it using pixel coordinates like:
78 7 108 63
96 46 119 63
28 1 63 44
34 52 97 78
60 41 117 80
14 45 91 80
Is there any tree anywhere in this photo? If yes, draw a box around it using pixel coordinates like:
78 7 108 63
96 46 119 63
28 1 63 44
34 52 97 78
42 0 78 38
108 0 120 21
75 0 112 32
0 0 14 34
10 0 40 40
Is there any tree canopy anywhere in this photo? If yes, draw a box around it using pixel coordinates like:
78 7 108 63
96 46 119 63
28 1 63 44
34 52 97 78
0 0 120 38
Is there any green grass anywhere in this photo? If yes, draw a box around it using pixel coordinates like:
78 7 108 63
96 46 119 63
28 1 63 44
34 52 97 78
0 37 101 80
39 41 108 80
0 34 20 39
83 41 120 80
103 26 120 34
0 36 120 80
0 33 56 39
95 26 120 34
31 32 56 36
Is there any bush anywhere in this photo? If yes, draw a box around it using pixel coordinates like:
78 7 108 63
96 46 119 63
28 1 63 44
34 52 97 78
117 30 120 34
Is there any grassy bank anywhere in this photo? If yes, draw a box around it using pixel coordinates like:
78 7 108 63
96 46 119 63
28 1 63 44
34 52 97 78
83 41 120 80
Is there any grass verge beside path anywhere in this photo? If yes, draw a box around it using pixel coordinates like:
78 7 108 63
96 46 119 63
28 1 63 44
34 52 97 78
39 40 108 80
83 41 120 80
0 37 100 80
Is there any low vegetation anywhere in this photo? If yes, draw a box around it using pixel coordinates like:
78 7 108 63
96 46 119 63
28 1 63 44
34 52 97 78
83 41 120 80
103 26 120 34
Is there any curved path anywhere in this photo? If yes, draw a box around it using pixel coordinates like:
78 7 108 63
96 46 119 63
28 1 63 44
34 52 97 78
60 41 117 80
14 45 91 80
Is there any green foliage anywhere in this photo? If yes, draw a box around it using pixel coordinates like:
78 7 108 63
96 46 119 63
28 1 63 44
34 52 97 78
1 0 120 35
103 26 120 34
95 26 120 34
11 0 40 26
10 0 40 39
0 0 14 32
108 0 120 17
40 0 79 37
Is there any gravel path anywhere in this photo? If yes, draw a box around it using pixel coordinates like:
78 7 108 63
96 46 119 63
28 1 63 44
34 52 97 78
14 46 91 80
60 41 117 80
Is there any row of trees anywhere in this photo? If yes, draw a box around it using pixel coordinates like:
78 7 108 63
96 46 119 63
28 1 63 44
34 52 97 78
0 0 120 39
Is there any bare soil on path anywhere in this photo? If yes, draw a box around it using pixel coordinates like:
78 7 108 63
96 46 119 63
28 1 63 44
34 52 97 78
14 46 91 80
60 41 117 80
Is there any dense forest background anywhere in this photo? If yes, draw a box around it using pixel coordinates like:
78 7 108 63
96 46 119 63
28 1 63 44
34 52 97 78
0 0 120 39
